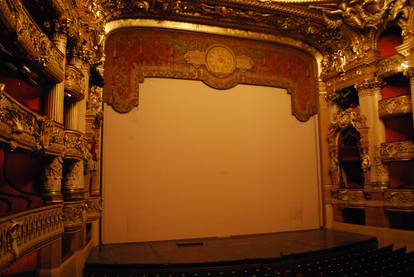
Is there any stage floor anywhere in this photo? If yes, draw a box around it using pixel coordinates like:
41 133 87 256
86 229 376 266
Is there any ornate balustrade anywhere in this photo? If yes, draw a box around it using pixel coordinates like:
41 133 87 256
380 140 414 162
0 205 63 271
0 84 65 155
0 0 65 82
378 95 412 119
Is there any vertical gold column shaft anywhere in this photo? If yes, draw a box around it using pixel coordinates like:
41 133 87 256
64 103 79 130
409 76 414 127
357 82 388 188
46 33 66 124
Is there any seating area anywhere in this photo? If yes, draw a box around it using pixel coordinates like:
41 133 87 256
84 238 414 277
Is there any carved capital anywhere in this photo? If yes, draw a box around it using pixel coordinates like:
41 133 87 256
41 157 63 203
65 65 85 101
355 78 383 95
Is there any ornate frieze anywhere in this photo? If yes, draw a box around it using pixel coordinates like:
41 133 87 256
86 197 102 223
0 205 63 271
104 28 318 122
63 201 86 232
384 190 414 210
331 189 365 206
65 65 85 101
0 0 65 82
380 140 414 162
64 130 89 160
378 95 412 119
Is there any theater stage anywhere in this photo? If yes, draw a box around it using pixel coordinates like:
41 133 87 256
86 229 376 266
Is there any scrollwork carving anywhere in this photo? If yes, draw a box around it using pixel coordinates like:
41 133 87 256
331 189 365 204
328 107 367 146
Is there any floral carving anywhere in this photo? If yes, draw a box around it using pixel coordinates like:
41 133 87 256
384 190 414 209
331 189 364 204
63 202 87 232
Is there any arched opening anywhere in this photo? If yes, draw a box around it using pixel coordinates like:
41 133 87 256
338 127 364 188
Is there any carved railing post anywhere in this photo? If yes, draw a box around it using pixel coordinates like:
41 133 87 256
355 78 389 189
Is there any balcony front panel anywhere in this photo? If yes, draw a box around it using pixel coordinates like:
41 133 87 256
378 95 412 119
380 140 414 162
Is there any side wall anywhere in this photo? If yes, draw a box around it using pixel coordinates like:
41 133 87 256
102 78 320 243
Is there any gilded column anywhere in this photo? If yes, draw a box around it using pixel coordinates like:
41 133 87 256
355 78 389 189
46 19 68 124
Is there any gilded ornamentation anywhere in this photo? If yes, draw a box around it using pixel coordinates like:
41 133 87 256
378 95 412 119
328 107 367 145
41 157 63 202
373 145 389 178
377 54 405 78
86 197 102 222
63 161 83 192
63 202 87 232
360 148 371 173
384 190 414 210
355 78 383 97
380 140 414 162
88 86 103 114
331 189 364 204
0 0 65 82
309 0 408 30
65 65 85 101
64 131 89 160
0 205 63 271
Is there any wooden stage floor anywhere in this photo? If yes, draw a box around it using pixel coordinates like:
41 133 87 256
86 229 377 266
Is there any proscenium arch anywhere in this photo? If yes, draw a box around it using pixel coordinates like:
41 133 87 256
103 20 322 122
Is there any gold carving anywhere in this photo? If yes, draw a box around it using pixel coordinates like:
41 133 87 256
309 0 408 30
331 189 365 206
378 95 412 119
64 130 89 160
384 190 414 210
0 205 63 271
41 157 63 203
377 55 405 78
0 0 65 82
63 201 87 232
328 107 368 145
86 197 102 222
380 140 414 162
65 65 85 101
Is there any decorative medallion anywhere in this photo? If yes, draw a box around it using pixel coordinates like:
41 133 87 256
205 45 236 77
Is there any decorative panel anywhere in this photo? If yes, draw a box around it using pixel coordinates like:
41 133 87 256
0 205 63 271
0 0 64 82
63 201 86 232
64 130 88 160
104 28 318 122
380 140 414 162
331 189 365 207
378 95 412 119
86 197 102 223
384 190 414 210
